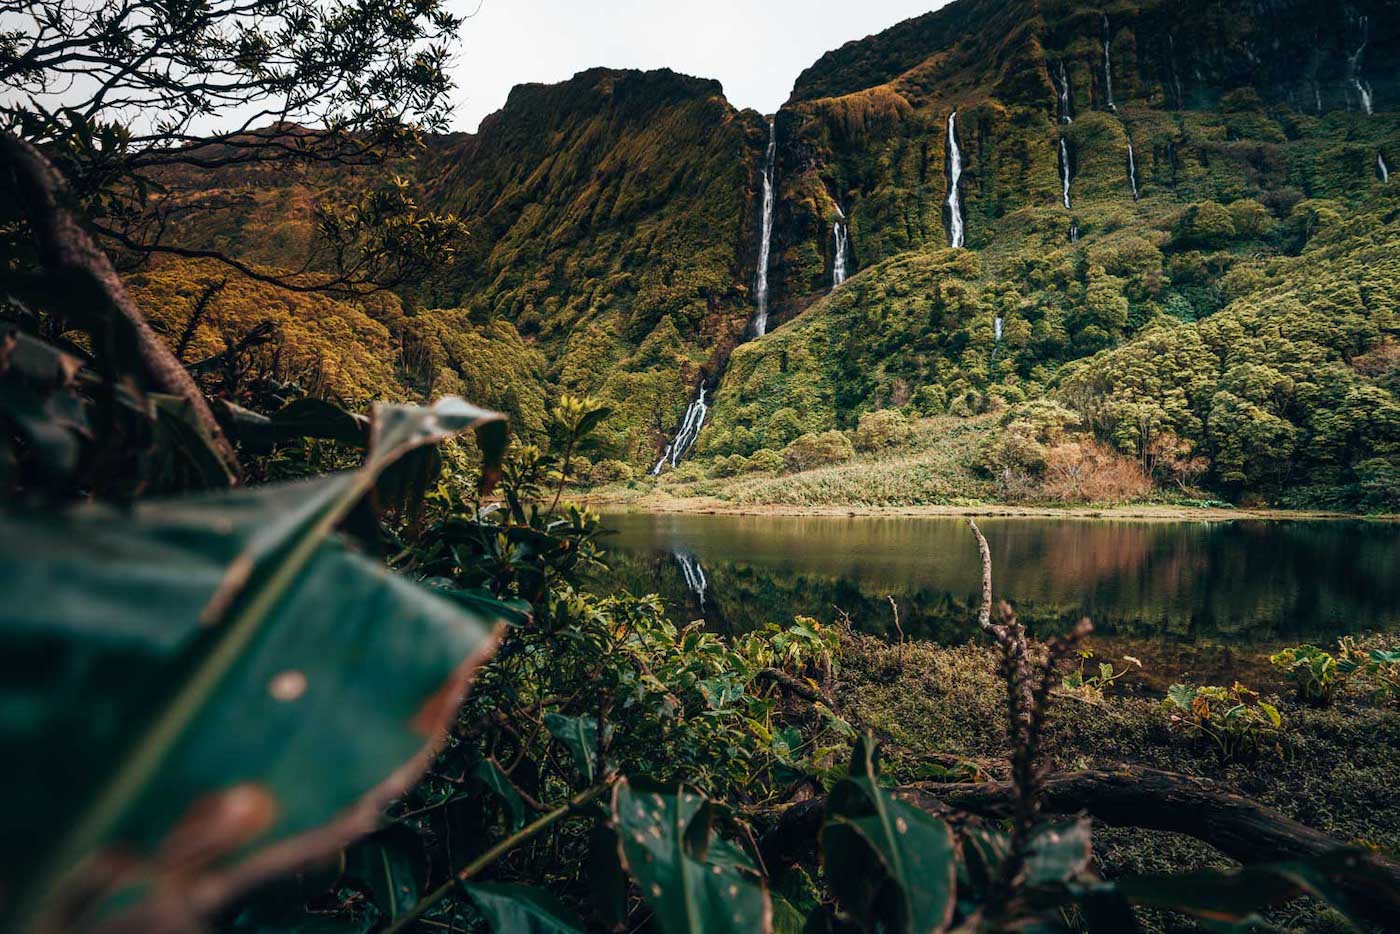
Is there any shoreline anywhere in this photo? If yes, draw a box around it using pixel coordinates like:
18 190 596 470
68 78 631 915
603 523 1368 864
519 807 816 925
575 490 1397 522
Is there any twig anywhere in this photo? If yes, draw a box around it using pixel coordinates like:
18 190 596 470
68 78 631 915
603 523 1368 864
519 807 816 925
887 595 905 669
383 780 613 934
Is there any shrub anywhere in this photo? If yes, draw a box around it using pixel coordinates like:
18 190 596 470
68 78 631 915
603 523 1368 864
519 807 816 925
709 453 750 478
1269 644 1345 707
1176 201 1238 248
588 458 635 484
1061 651 1142 701
764 407 805 446
1041 439 1154 503
745 449 785 473
782 431 855 473
1163 682 1286 762
851 409 913 452
1338 637 1400 703
912 384 948 415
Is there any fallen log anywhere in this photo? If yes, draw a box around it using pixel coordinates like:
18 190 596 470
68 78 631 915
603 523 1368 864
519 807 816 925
756 764 1400 930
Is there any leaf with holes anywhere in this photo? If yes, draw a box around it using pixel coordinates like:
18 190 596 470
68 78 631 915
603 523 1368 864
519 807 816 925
821 737 957 933
0 397 509 933
611 779 771 934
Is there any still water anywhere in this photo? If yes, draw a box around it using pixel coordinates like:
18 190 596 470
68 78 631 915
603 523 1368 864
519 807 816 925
600 513 1400 689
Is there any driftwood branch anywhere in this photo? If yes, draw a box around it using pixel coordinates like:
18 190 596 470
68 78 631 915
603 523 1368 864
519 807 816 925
757 765 1400 931
0 130 240 475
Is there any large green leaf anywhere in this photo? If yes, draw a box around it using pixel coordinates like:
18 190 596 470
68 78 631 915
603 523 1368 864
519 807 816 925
543 713 599 784
343 826 424 924
472 759 527 831
820 738 957 933
0 397 509 932
611 779 771 934
463 882 586 933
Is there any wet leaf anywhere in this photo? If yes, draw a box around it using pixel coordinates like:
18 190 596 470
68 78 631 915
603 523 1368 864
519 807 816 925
463 882 585 933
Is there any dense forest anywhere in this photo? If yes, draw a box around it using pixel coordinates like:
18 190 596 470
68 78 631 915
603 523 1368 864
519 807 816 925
3 0 1400 932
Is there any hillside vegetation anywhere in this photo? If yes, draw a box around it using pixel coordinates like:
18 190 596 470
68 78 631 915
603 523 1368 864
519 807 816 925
139 0 1400 510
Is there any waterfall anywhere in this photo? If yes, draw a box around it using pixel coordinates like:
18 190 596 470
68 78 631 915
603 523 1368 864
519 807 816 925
946 111 966 248
650 383 709 475
675 552 708 608
1059 137 1073 210
832 221 850 287
753 119 778 336
1381 154 1392 183
1056 61 1073 124
990 314 1004 366
1350 15 1374 115
1102 14 1116 112
1070 221 1080 243
1127 141 1140 200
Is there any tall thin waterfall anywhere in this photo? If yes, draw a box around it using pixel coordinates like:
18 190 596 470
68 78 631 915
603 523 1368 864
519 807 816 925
1102 14 1116 112
1059 137 1073 210
1350 15 1374 115
991 314 1004 365
753 119 778 336
832 221 850 287
1127 141 1140 200
945 111 966 248
675 552 708 607
1070 221 1080 244
1056 61 1073 124
1380 154 1392 183
650 384 709 475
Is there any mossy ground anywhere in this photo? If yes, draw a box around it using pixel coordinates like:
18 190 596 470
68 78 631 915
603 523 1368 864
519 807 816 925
836 632 1400 931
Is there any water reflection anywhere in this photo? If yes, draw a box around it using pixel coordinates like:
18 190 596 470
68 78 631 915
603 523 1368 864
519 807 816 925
599 514 1400 689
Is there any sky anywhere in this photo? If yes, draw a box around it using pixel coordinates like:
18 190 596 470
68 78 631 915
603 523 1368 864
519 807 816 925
446 0 951 132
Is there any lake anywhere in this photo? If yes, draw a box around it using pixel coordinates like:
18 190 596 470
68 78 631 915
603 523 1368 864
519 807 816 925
599 513 1400 690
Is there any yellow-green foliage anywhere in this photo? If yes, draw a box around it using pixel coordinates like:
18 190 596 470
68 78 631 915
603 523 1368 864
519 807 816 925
128 259 402 404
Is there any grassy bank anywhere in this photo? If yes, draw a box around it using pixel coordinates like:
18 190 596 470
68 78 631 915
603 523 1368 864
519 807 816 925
835 632 1400 931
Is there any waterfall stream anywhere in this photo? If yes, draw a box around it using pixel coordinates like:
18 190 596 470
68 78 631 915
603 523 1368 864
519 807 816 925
832 221 850 287
946 111 966 248
991 315 1004 366
1381 154 1392 183
1127 141 1140 200
1059 137 1073 210
650 384 709 475
675 552 708 607
1102 14 1116 111
1056 61 1073 124
753 119 778 336
1350 15 1374 115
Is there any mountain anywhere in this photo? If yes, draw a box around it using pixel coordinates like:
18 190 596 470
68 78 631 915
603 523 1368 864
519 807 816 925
139 0 1400 509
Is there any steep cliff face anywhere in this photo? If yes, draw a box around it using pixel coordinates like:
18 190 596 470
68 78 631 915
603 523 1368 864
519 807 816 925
140 0 1400 503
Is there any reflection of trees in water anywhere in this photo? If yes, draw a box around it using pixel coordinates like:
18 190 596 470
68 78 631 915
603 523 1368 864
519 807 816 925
603 516 1400 647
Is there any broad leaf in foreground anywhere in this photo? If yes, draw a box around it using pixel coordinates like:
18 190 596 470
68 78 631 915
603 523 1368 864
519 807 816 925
820 737 957 933
611 779 771 934
463 882 586 934
0 397 509 932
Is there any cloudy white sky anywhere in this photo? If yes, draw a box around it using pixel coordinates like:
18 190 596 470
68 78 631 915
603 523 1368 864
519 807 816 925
447 0 950 132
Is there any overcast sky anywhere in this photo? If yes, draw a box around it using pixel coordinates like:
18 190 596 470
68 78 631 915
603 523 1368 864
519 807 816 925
447 0 950 132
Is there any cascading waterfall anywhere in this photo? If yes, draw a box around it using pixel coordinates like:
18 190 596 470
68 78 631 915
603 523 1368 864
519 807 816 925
1381 153 1392 183
1059 137 1073 210
1102 13 1116 112
1350 15 1374 116
1070 221 1080 244
991 314 1004 365
1127 141 1140 200
832 221 850 287
945 111 966 248
674 551 708 607
753 119 778 336
650 383 709 475
1056 61 1073 124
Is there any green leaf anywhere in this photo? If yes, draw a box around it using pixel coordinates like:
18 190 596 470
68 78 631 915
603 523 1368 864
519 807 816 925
473 759 527 831
1 397 509 932
1166 683 1197 710
611 779 771 934
462 882 585 934
771 896 807 934
1110 856 1366 924
544 713 599 783
820 738 957 932
344 826 423 923
1023 819 1093 886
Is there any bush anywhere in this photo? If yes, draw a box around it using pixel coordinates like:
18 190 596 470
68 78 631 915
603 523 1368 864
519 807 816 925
588 458 635 484
1163 682 1286 761
1270 645 1345 707
782 431 855 473
1176 201 1237 248
745 449 785 473
1041 439 1154 503
709 453 750 478
851 409 913 452
912 384 948 416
